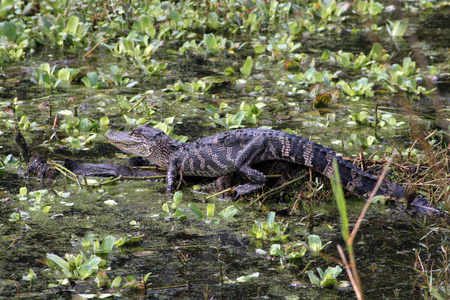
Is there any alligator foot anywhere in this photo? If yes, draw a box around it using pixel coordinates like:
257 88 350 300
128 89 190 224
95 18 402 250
234 183 264 199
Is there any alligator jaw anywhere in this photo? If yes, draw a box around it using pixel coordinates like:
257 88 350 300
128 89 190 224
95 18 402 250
106 125 183 169
106 130 153 157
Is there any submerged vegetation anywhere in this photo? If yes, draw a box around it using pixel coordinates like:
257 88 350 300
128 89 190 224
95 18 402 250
0 0 449 298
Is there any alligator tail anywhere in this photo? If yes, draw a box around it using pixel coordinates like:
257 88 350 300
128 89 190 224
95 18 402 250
291 139 402 199
286 136 445 215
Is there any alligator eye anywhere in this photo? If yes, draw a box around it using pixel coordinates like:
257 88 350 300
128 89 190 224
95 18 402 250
131 127 143 135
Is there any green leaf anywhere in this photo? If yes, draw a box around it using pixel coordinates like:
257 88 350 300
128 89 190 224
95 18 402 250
307 270 320 286
246 104 261 116
143 272 152 284
58 68 70 81
66 15 79 34
206 203 215 218
81 77 91 87
320 266 342 287
46 253 70 271
0 22 18 42
39 72 52 87
23 269 37 282
205 105 217 114
321 50 330 61
224 67 235 76
95 236 115 254
100 116 109 126
219 205 238 218
204 33 217 52
387 20 408 37
169 11 180 23
189 203 203 219
77 118 90 132
371 195 388 204
365 135 376 147
340 53 351 68
114 236 131 247
174 208 185 218
210 114 227 128
320 274 337 287
266 211 275 229
77 263 96 279
312 72 324 83
254 44 266 54
288 247 307 259
85 72 99 86
19 186 27 198
331 161 349 241
173 191 183 205
269 244 284 257
236 272 259 283
256 249 267 255
162 203 169 214
370 43 383 60
240 56 253 77
111 277 122 290
229 110 246 127
308 234 323 252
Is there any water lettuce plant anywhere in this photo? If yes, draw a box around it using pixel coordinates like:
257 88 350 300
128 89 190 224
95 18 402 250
206 102 266 129
0 21 32 62
308 266 343 288
250 211 289 241
307 234 332 254
46 253 102 280
161 191 186 220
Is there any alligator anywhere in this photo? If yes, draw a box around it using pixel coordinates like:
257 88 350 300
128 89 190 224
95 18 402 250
106 125 442 214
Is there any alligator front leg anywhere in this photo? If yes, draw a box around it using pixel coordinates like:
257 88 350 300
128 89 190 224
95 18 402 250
166 159 180 193
233 136 268 197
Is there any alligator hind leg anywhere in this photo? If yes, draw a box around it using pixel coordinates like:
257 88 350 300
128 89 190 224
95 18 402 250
233 136 268 197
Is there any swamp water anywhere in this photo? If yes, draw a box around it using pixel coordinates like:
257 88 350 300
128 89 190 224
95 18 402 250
0 2 449 299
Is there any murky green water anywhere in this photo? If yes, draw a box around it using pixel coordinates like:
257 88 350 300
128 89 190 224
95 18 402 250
2 173 445 299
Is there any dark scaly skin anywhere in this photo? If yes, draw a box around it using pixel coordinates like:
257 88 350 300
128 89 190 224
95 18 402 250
106 125 442 214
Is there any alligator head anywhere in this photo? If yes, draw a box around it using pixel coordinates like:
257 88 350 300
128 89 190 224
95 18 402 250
106 125 183 169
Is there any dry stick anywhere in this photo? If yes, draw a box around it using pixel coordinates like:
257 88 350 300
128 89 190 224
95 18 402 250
15 131 32 164
136 166 162 170
204 175 282 200
82 38 115 58
148 283 189 291
204 188 233 200
83 175 91 189
120 175 167 180
339 150 397 299
50 162 82 188
337 245 362 299
349 150 396 243
100 176 122 185
128 96 146 113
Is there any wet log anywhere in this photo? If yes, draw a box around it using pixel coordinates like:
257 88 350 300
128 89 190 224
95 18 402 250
64 158 163 177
